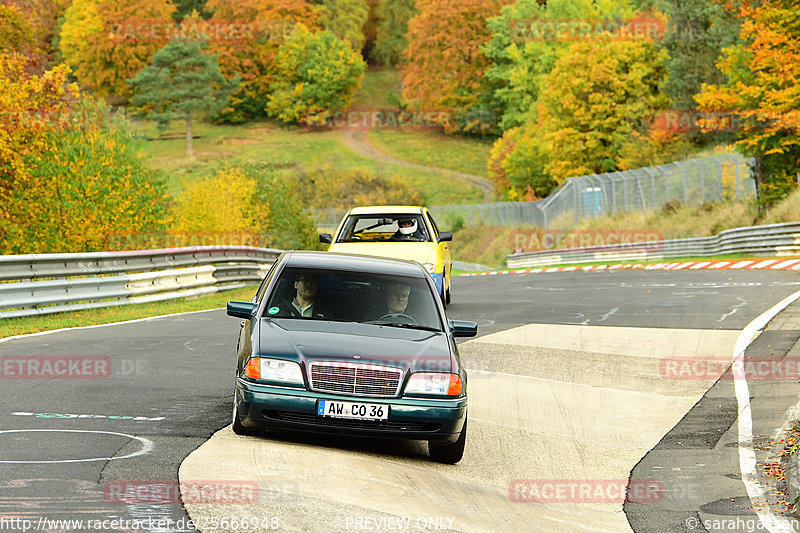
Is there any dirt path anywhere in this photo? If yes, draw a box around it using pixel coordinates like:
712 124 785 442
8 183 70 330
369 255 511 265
341 129 495 201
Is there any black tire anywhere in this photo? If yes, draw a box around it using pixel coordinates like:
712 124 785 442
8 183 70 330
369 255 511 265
440 285 447 310
429 418 466 464
445 287 451 305
232 397 257 436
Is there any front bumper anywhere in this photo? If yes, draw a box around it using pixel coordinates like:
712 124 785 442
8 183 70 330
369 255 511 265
235 379 467 443
430 272 444 294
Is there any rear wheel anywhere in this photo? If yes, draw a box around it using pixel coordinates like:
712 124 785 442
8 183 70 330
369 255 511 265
440 285 447 309
428 418 466 464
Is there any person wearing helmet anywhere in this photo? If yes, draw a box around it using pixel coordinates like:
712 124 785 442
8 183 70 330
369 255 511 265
391 217 425 241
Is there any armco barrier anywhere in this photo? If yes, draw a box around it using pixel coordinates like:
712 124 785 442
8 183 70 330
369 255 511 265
0 246 281 319
506 222 800 268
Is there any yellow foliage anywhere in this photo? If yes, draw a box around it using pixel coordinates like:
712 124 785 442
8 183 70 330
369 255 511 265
171 168 258 246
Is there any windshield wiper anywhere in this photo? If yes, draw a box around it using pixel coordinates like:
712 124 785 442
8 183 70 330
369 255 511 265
365 321 440 332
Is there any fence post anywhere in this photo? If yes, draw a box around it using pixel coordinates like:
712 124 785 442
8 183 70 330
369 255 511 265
643 167 657 209
735 158 741 201
674 161 689 206
572 180 578 225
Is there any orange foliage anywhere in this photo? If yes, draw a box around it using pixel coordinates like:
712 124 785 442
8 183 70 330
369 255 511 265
401 0 512 133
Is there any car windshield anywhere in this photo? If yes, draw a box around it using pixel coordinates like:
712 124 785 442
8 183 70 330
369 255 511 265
264 267 442 331
336 214 431 243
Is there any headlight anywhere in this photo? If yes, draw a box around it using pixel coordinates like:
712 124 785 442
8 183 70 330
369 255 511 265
245 357 304 385
423 263 436 274
404 373 462 396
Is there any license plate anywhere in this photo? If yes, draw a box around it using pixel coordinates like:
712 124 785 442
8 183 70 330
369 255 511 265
317 400 389 421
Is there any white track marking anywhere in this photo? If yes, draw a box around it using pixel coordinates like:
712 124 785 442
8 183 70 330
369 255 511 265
732 289 800 533
0 429 153 464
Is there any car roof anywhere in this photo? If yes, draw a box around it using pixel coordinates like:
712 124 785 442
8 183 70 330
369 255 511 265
280 251 428 277
347 206 425 215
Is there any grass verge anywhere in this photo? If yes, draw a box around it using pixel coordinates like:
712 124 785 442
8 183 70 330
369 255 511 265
134 120 482 205
368 129 494 179
0 285 259 339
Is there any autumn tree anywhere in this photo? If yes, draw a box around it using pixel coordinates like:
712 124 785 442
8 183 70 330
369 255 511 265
484 0 636 131
1 0 70 70
540 41 669 180
1 55 169 253
312 0 370 52
696 0 800 206
402 0 513 133
59 0 176 102
205 0 319 122
128 38 239 156
266 24 365 125
371 0 417 66
172 167 257 243
0 5 34 57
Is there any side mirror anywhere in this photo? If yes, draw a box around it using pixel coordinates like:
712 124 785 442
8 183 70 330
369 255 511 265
319 233 332 244
227 301 256 319
449 320 477 338
438 231 453 242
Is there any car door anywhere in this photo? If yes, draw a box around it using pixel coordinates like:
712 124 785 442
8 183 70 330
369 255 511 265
424 209 451 291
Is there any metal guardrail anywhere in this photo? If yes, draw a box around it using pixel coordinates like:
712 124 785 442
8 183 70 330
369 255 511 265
506 222 800 268
0 246 281 319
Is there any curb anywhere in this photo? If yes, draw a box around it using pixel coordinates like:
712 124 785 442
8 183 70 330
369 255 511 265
786 450 800 515
458 258 800 277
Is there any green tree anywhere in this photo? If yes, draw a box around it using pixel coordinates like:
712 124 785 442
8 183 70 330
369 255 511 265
658 0 740 111
371 0 417 66
267 24 365 125
248 165 319 250
128 38 240 156
313 0 370 52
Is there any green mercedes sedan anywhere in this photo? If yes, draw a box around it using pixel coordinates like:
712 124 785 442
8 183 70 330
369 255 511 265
226 251 477 463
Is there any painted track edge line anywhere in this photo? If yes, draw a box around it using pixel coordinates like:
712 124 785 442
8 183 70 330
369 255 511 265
733 288 800 533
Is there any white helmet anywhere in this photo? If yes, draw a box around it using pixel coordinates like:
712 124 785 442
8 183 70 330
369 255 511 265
398 218 417 235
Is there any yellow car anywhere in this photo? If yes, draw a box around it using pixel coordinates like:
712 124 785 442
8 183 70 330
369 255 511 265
320 206 453 307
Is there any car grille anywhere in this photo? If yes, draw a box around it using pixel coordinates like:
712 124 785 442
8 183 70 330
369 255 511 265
308 362 403 397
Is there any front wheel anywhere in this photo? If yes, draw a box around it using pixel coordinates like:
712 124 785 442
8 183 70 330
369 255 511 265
232 396 257 436
428 418 466 464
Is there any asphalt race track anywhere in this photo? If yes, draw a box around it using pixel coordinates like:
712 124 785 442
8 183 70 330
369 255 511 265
1 269 799 532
